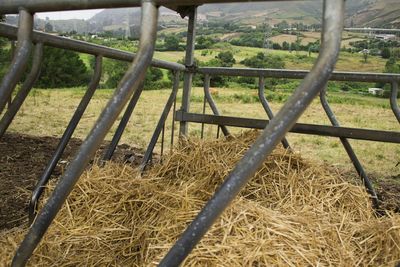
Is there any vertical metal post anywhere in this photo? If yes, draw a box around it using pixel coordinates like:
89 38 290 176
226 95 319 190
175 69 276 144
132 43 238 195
204 74 230 136
0 43 43 139
390 82 400 123
28 55 102 223
12 2 158 265
159 1 344 265
170 93 177 151
179 6 197 137
102 82 145 162
319 87 379 209
0 9 33 114
258 77 290 149
201 95 206 139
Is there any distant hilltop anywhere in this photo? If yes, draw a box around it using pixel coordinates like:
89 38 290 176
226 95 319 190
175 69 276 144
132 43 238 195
4 0 399 35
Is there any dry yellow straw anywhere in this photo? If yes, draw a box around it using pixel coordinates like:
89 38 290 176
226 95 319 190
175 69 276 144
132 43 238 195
1 130 399 266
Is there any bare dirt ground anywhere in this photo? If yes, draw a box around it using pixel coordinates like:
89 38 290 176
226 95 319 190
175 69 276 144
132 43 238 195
0 133 148 230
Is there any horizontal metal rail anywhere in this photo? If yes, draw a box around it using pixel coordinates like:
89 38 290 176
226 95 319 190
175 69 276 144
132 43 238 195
159 1 345 264
1 0 309 14
176 111 400 143
198 67 400 83
0 23 185 71
12 2 159 266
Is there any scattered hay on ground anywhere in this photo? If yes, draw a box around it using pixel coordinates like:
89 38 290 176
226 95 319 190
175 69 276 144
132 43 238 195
1 130 399 266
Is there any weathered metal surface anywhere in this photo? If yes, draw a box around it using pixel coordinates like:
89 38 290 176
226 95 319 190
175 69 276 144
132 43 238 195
0 43 43 138
0 10 33 114
12 2 159 265
179 7 197 136
0 23 185 71
28 55 103 224
176 111 400 143
159 1 345 265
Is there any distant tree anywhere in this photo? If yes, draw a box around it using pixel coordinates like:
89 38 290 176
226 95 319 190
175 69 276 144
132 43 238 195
240 52 285 69
102 58 164 89
272 43 282 50
276 20 289 31
196 36 215 49
381 47 391 59
164 35 180 51
385 57 400 74
144 67 163 84
44 22 53 33
282 41 290 51
36 47 89 88
216 51 236 67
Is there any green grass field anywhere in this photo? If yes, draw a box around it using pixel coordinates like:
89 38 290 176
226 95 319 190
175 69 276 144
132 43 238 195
6 85 399 181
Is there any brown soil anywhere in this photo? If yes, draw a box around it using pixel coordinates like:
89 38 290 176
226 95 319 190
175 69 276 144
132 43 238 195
0 133 149 231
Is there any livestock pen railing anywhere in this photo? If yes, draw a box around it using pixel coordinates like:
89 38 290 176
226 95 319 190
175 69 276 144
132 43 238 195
0 0 399 266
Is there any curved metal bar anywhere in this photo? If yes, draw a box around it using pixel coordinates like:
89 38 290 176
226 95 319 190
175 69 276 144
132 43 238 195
102 82 144 162
0 23 185 71
0 43 43 138
390 82 400 123
258 77 290 149
0 0 312 14
319 87 379 209
0 9 33 114
140 71 180 172
12 2 158 265
159 1 344 265
203 74 230 136
27 55 102 224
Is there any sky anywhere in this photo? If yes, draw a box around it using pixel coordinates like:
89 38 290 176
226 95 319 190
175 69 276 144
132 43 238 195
35 9 103 20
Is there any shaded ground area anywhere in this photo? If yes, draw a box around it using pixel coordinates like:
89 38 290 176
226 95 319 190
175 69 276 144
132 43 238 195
1 134 399 232
0 133 149 230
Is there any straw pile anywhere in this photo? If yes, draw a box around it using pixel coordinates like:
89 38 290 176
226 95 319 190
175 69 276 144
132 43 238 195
1 130 399 266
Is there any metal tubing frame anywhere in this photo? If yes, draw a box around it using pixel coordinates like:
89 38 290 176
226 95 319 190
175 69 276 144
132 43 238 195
197 67 400 83
391 82 400 123
0 0 308 14
176 111 400 143
159 1 345 265
12 2 159 265
0 23 185 72
0 10 33 114
179 7 197 136
258 77 290 149
27 55 103 224
102 82 145 162
0 43 43 138
319 87 379 209
203 74 230 136
140 71 180 171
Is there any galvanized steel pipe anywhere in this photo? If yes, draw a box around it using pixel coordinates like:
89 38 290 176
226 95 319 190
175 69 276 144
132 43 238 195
159 0 345 265
0 43 43 138
12 1 159 265
0 9 33 114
